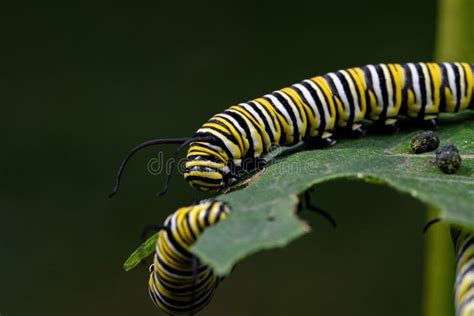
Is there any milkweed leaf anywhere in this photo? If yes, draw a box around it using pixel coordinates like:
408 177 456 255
190 113 474 275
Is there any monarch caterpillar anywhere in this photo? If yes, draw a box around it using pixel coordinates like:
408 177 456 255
148 200 230 315
452 227 474 316
110 62 474 197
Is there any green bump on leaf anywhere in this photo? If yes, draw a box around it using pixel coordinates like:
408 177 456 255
124 232 159 271
190 112 474 276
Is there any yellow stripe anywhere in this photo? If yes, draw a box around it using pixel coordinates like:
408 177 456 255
187 144 227 162
461 63 473 110
427 63 442 113
312 77 337 128
257 96 293 144
348 68 367 121
391 64 404 116
281 87 308 138
212 116 245 152
254 97 282 142
229 105 270 154
230 105 270 151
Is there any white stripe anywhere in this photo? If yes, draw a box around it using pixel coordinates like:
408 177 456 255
368 65 384 109
265 94 294 136
239 102 272 146
457 63 467 103
274 90 304 136
328 73 351 119
341 70 361 118
293 83 321 135
420 63 434 111
196 127 240 158
304 79 333 130
408 63 422 111
249 100 278 143
229 107 262 156
444 62 458 110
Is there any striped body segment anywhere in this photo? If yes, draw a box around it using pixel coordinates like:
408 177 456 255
148 200 230 315
184 63 474 192
452 228 474 316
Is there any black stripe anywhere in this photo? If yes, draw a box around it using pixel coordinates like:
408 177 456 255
314 79 338 128
401 64 413 115
335 71 356 127
161 236 192 261
203 207 211 227
255 98 283 142
375 64 389 122
262 95 290 144
362 66 374 118
185 175 223 185
282 89 307 137
185 212 197 241
426 63 436 115
208 118 241 148
415 63 428 120
323 75 342 126
272 92 300 145
456 256 474 284
300 81 327 137
153 285 216 314
457 292 474 314
439 63 448 112
387 64 398 118
234 105 268 153
186 155 224 164
347 69 364 118
223 109 255 158
457 236 474 260
248 101 275 145
452 63 462 112
157 269 214 294
289 85 314 138
193 132 233 160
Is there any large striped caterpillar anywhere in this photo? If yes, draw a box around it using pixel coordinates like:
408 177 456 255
452 227 474 316
148 200 230 315
110 62 474 197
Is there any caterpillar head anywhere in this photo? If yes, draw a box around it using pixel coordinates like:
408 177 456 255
184 141 230 192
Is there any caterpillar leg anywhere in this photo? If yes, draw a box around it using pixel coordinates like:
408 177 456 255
370 121 400 134
299 191 337 228
223 157 267 189
420 118 439 131
336 124 367 138
303 135 336 149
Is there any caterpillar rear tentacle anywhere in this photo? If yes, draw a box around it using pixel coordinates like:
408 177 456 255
110 62 474 197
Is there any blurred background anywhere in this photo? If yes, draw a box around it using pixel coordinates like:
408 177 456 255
0 1 449 315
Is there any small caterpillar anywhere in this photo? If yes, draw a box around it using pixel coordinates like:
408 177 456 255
148 200 230 315
452 227 474 316
110 62 474 197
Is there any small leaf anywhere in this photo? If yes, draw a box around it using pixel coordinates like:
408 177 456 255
123 232 159 271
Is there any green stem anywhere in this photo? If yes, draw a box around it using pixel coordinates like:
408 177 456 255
423 1 474 315
435 0 474 63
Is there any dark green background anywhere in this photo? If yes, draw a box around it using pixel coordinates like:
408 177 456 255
1 1 445 315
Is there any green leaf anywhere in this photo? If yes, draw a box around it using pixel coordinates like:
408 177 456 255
123 232 158 271
191 113 474 276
